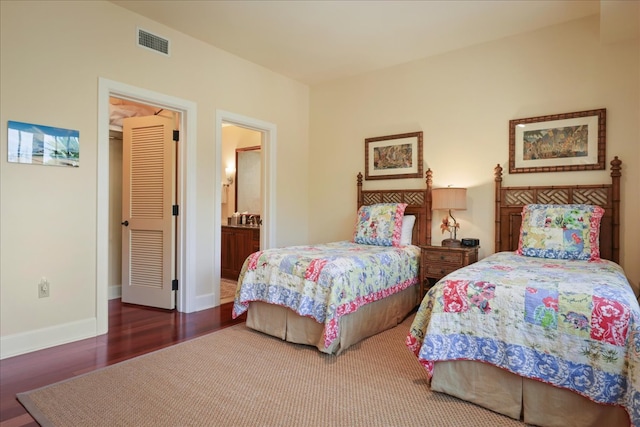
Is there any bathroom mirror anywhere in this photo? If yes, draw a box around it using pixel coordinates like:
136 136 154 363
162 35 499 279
235 146 261 215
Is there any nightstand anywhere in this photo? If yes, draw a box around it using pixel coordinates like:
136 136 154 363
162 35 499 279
419 245 479 298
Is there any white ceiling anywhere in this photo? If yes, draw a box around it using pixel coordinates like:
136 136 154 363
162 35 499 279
109 1 635 86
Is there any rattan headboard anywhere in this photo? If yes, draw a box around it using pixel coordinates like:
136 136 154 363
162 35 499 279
494 157 622 263
356 170 433 247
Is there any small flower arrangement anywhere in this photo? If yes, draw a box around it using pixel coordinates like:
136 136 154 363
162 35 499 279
440 216 460 238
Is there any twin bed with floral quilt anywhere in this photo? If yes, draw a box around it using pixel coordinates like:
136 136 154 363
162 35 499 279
234 240 420 353
407 158 639 427
232 172 433 354
407 251 639 426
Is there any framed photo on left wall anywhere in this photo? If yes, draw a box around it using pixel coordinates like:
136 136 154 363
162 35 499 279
7 120 80 167
365 131 423 180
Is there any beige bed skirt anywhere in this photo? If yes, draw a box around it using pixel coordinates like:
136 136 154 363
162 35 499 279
246 285 418 355
432 360 630 427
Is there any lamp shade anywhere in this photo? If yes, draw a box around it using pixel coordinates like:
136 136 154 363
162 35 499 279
432 187 467 211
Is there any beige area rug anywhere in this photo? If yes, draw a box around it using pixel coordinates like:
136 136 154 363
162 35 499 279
18 316 527 427
220 278 237 303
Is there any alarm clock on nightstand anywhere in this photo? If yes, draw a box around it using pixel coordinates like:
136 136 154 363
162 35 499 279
461 238 480 247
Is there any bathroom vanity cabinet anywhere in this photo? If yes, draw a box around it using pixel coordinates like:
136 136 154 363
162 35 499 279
221 225 260 280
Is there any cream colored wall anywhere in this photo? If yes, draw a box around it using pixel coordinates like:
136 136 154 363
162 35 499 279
0 1 309 356
309 16 640 294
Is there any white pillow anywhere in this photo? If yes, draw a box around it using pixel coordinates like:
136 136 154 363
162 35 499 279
400 215 416 246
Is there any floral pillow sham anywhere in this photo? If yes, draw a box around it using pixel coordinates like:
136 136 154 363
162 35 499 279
353 203 407 247
516 204 604 261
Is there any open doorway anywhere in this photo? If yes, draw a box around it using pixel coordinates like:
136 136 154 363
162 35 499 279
220 126 261 304
214 110 276 307
108 98 180 307
97 78 197 335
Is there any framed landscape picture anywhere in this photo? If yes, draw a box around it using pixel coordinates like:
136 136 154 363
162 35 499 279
508 109 605 174
7 120 79 167
365 131 423 180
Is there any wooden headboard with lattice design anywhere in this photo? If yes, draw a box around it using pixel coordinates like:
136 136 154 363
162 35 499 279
494 157 622 263
356 170 433 247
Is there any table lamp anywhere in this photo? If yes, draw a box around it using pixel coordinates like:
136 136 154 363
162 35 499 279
432 187 467 247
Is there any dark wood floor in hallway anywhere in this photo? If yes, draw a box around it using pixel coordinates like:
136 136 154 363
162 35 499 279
0 299 246 427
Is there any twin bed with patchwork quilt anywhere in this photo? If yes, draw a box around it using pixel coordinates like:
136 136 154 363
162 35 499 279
407 251 639 426
407 158 639 427
234 241 420 353
232 172 433 354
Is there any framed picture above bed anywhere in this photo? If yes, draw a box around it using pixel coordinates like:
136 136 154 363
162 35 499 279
365 131 423 180
508 108 606 173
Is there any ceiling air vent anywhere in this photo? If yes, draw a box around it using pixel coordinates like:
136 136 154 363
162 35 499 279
137 28 170 56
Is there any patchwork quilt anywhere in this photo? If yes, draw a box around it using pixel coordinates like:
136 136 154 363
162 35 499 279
406 251 640 426
233 241 419 349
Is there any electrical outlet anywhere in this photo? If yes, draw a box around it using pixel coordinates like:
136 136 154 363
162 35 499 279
38 277 50 298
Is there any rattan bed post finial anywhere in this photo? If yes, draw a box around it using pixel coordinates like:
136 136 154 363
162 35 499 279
610 156 622 178
494 164 503 182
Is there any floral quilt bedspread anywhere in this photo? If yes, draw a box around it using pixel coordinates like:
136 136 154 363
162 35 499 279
233 241 419 349
406 251 640 426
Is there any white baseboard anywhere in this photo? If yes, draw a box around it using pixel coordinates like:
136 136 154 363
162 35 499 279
193 292 219 312
1 287 227 359
109 284 122 300
0 317 98 360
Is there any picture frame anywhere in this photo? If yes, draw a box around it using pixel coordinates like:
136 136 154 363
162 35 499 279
508 109 605 174
7 120 80 167
365 131 423 180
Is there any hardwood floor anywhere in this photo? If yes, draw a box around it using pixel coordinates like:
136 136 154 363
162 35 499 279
0 299 245 427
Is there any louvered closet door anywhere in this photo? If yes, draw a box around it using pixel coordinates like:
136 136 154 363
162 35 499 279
121 115 176 309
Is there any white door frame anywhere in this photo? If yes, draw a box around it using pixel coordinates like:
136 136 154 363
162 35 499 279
97 78 198 334
214 110 276 295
